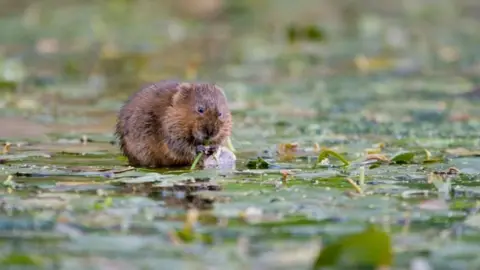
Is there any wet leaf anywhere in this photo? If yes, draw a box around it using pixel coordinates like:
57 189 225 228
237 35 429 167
313 226 393 269
112 173 188 184
305 25 325 41
287 24 297 44
246 157 270 169
93 196 113 210
286 24 325 44
0 80 17 90
390 151 415 164
445 148 480 157
1 254 44 266
314 148 350 168
0 152 51 161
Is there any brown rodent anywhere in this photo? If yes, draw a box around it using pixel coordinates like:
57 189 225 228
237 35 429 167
115 80 232 168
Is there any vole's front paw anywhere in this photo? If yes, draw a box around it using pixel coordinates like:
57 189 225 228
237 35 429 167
205 145 219 156
196 145 219 156
195 145 207 155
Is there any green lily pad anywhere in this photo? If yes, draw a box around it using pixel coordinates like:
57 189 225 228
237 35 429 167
246 157 270 169
390 151 415 164
1 254 44 266
313 226 393 269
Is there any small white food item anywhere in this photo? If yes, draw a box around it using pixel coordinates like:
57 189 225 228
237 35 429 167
203 146 236 170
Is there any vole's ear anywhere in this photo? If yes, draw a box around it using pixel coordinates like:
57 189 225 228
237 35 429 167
213 84 228 100
172 82 193 105
177 82 193 92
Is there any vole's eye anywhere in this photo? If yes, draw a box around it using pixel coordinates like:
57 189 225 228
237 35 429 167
197 107 205 114
218 112 222 117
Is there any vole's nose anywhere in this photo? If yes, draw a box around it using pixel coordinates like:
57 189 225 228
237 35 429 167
203 126 215 139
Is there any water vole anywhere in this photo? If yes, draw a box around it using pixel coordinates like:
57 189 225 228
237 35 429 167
115 80 232 167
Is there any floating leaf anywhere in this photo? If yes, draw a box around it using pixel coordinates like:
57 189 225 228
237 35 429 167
0 80 17 90
1 254 44 266
111 173 176 184
286 24 325 44
390 151 415 164
93 196 113 210
287 24 297 44
420 148 445 164
314 149 350 168
313 226 393 269
445 147 480 157
2 175 17 188
305 25 325 42
172 209 213 244
0 153 51 161
246 157 270 169
278 142 299 162
368 162 382 169
116 155 129 162
364 153 390 163
354 54 396 72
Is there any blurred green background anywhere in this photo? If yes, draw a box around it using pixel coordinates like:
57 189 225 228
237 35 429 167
1 0 480 140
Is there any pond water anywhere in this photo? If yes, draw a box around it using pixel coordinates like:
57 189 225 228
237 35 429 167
1 1 480 269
